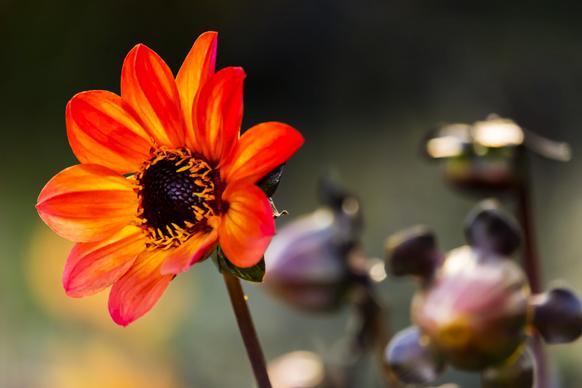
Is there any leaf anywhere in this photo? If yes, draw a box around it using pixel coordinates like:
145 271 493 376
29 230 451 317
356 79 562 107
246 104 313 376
215 247 265 283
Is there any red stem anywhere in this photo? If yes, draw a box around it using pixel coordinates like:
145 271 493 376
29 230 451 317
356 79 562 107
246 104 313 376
514 151 547 387
516 184 542 293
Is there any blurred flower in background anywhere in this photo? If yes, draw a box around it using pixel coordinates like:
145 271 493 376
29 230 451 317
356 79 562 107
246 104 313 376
263 179 398 386
263 178 362 313
384 200 582 386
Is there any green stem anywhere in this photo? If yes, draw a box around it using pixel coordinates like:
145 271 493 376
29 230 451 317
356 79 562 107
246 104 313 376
223 272 272 388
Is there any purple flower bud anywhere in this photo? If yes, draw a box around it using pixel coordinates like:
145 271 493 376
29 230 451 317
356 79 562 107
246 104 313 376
385 226 440 280
264 210 353 312
464 200 521 256
385 326 446 384
530 288 582 344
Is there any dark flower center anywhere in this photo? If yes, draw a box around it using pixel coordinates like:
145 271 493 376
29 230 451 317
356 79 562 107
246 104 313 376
135 149 219 248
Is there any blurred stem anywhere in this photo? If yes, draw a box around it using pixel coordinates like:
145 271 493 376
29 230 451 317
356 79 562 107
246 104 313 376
516 182 541 294
223 272 272 388
349 254 401 387
515 149 547 387
358 285 401 388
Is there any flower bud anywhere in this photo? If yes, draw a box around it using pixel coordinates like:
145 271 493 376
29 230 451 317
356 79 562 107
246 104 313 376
385 226 440 279
264 209 352 312
264 179 364 312
413 246 530 370
530 288 582 344
481 347 534 388
317 176 363 248
385 326 446 384
464 199 521 256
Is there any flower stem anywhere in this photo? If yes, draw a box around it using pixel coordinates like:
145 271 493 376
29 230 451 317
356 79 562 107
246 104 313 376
515 185 548 387
515 149 547 387
349 252 400 387
357 285 401 387
516 183 541 293
223 272 272 388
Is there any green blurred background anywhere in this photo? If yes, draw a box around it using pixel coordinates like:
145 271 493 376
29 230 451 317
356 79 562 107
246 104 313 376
2 0 582 386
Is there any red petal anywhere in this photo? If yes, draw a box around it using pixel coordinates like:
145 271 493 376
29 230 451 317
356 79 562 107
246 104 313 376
36 164 137 242
121 44 185 147
66 91 152 173
176 31 218 149
195 67 245 163
160 229 218 275
108 248 173 326
223 122 304 184
218 182 275 268
64 225 146 297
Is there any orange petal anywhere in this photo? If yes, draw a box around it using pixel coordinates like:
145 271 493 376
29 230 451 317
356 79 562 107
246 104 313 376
36 164 137 242
108 248 174 326
121 44 185 147
223 122 304 184
195 67 245 163
160 229 218 275
176 31 218 149
218 182 275 268
64 225 146 297
66 90 153 173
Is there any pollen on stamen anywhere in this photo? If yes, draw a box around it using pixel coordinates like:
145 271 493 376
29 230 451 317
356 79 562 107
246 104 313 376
132 148 223 250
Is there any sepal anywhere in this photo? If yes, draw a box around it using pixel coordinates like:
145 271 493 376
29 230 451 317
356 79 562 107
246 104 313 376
215 247 265 283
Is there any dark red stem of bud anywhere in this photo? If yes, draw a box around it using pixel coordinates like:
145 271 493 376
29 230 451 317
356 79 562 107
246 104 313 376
514 149 546 387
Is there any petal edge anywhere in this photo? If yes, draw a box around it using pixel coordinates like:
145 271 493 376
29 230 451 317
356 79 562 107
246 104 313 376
160 229 218 275
224 122 303 184
195 67 245 163
108 249 173 326
121 44 185 147
66 90 152 173
36 164 137 242
176 31 218 149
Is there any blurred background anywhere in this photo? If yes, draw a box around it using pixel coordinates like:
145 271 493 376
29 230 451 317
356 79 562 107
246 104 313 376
2 0 582 386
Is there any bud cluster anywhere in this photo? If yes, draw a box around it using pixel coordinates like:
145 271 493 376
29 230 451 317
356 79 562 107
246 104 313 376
384 200 582 385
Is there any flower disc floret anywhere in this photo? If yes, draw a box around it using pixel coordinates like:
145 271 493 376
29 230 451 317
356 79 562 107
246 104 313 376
134 148 222 250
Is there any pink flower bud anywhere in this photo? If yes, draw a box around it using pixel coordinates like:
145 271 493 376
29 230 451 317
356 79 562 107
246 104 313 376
412 246 530 370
